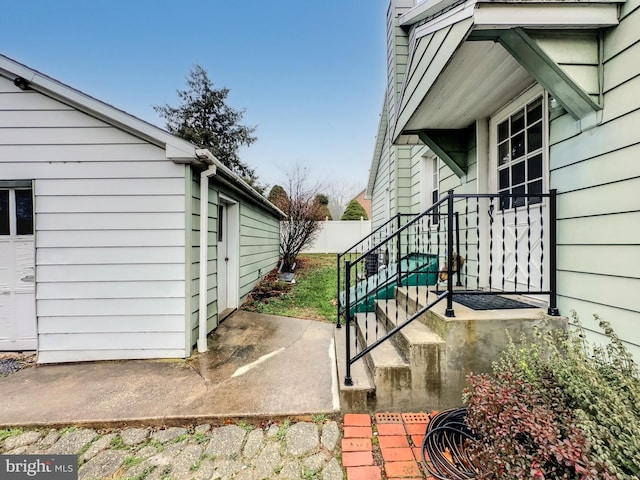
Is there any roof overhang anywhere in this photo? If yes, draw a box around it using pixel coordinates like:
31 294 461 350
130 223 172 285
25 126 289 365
0 54 203 166
392 0 622 176
0 54 284 217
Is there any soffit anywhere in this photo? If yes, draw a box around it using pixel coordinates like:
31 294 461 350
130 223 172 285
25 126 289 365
393 0 619 143
404 41 534 131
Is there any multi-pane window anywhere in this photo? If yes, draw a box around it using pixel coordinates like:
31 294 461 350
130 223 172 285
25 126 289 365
497 96 544 209
0 188 33 236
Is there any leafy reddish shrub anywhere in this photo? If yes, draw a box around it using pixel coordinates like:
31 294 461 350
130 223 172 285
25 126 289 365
464 315 640 479
465 370 614 480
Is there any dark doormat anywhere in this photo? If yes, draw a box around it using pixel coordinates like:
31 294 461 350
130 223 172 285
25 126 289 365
434 292 539 310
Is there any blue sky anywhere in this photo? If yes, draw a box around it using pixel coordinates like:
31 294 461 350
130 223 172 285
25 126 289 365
0 0 389 192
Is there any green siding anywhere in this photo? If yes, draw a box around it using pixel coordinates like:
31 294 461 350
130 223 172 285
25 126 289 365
188 175 279 346
187 169 199 350
548 7 640 357
238 201 280 300
371 138 391 230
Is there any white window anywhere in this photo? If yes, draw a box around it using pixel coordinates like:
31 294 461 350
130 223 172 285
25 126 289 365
0 188 33 236
495 94 545 210
431 157 440 225
420 155 441 224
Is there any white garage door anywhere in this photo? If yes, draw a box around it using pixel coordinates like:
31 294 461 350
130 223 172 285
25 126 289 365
0 185 36 351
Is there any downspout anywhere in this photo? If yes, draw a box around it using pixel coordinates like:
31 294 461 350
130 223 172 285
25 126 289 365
195 149 217 353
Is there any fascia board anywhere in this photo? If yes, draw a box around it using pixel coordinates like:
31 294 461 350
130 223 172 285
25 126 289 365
473 2 620 28
400 0 475 27
402 0 622 28
413 2 474 38
211 157 286 219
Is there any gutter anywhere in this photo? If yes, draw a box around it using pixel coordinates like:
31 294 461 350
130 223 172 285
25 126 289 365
212 158 286 219
196 149 216 353
193 148 284 353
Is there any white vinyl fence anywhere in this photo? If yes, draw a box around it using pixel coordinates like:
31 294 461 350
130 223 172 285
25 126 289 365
297 219 372 254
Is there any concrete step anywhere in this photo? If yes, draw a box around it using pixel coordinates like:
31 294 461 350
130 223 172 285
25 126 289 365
352 313 420 412
373 300 446 394
395 285 434 316
334 324 375 413
374 300 444 354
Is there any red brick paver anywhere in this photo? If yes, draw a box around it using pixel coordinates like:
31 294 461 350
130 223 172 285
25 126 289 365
388 478 423 480
346 465 382 480
375 412 403 423
343 412 429 480
404 423 428 435
344 413 372 426
344 426 373 438
342 451 375 467
385 460 422 478
377 422 406 436
402 412 430 423
381 446 416 462
342 438 372 452
379 435 410 449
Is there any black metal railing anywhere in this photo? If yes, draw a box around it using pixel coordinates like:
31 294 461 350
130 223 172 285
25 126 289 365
336 213 417 327
339 190 558 385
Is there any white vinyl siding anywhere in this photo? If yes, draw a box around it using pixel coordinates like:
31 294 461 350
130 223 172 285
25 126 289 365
546 7 640 359
0 77 188 363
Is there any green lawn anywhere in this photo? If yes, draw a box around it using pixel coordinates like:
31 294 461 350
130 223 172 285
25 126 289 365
242 254 338 323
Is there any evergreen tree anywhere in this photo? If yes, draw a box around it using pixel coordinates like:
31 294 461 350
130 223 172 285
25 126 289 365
154 65 260 188
313 194 332 220
341 199 368 220
267 185 289 212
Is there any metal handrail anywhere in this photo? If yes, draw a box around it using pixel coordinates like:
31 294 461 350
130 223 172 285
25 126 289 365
341 189 559 386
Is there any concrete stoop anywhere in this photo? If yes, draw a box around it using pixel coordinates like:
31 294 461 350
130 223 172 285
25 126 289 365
336 286 568 413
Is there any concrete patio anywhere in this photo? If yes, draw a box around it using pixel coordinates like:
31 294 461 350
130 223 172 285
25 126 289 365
0 311 340 428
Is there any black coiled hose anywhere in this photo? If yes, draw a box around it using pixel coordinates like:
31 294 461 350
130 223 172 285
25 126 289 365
421 407 477 480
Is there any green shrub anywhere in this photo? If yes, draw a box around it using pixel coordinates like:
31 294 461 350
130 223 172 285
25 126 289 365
341 199 368 220
464 314 640 479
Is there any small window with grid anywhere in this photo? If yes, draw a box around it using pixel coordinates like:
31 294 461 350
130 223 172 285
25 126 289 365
496 96 544 210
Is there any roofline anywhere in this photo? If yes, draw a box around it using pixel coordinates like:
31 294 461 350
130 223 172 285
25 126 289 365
400 0 470 27
207 154 287 219
366 94 389 198
0 53 198 163
0 54 284 216
399 0 625 27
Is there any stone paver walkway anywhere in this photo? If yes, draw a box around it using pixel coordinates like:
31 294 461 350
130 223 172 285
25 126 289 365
0 412 439 479
0 419 343 480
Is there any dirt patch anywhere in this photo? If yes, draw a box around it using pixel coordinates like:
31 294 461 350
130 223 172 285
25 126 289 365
242 268 292 307
0 352 36 377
